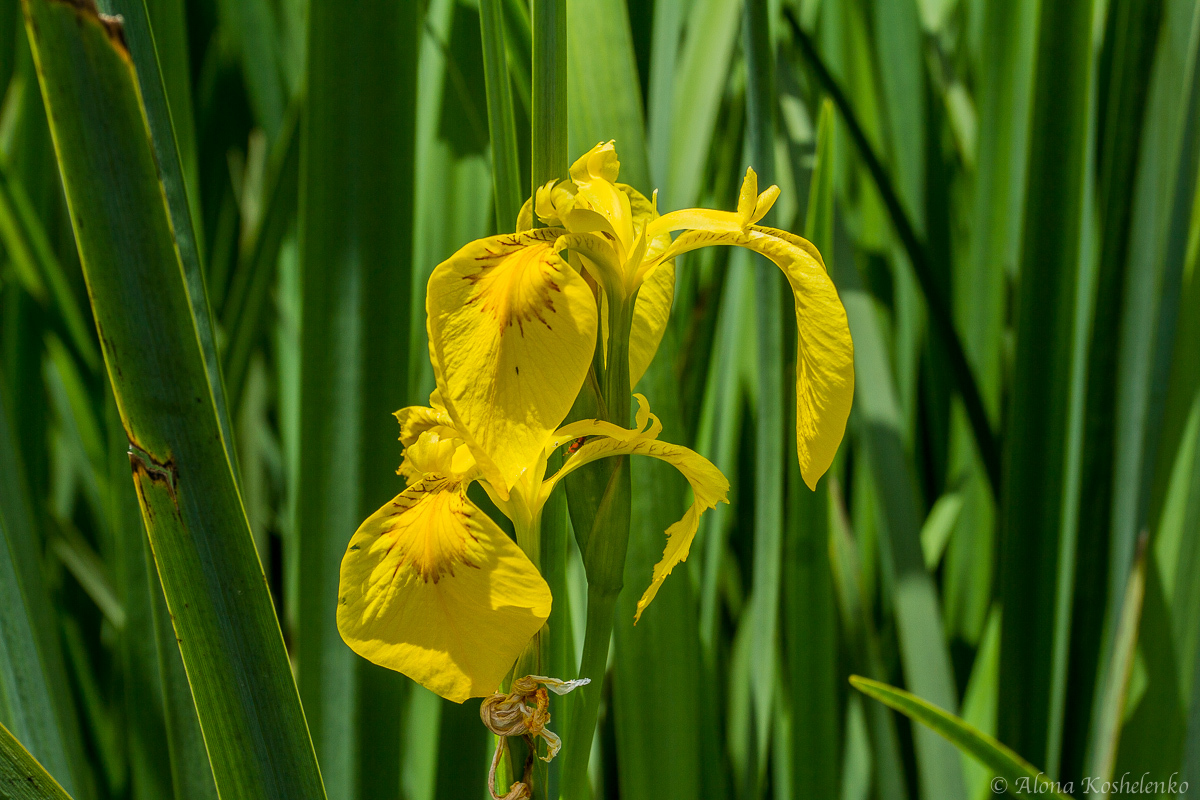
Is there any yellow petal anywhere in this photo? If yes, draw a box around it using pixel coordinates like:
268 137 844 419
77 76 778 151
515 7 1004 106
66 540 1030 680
567 141 634 249
553 232 624 294
646 224 852 488
394 403 456 447
629 260 674 388
516 196 536 233
736 167 760 221
580 183 676 384
543 395 728 620
427 229 600 495
734 167 780 227
337 478 552 703
397 428 477 485
619 182 676 386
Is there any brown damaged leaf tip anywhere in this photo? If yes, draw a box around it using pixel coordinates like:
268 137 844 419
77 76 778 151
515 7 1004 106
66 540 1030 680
36 0 128 54
98 12 127 51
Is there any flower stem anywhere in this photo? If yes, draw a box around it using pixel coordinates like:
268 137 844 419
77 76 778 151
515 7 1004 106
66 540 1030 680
562 586 619 797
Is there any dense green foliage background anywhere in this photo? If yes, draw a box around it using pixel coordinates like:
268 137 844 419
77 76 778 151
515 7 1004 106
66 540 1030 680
0 0 1198 798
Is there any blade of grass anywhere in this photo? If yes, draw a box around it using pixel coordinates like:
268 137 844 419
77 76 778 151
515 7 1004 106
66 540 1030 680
531 0 566 191
665 0 740 209
1102 4 1200 783
1088 541 1150 785
480 0 521 228
870 0 928 441
0 159 98 372
743 0 785 779
142 0 200 240
696 265 749 652
644 0 680 195
296 1 419 798
959 609 1001 800
1151 61 1200 703
850 677 1073 800
565 0 649 189
98 0 236 465
782 99 839 800
216 0 286 139
1056 0 1165 779
943 0 1037 650
221 107 299 411
1083 0 1200 781
827 477 911 800
0 377 90 799
0 721 75 800
997 0 1096 774
148 536 220 800
501 0 533 119
22 2 325 795
832 213 966 800
784 8 1000 498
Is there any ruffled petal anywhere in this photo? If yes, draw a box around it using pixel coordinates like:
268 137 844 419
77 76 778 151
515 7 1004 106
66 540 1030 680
543 395 728 621
394 403 456 447
337 477 552 703
568 141 634 249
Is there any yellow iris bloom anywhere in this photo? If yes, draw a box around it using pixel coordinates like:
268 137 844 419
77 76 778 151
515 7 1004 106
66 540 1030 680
428 141 853 496
337 393 727 702
338 141 853 704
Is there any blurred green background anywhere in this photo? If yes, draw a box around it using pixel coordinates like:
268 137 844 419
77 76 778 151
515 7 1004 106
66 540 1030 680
1 0 1199 798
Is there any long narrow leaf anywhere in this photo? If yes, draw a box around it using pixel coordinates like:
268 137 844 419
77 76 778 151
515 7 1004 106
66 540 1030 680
296 1 418 798
998 0 1095 773
0 721 74 800
480 0 521 228
833 212 966 800
784 101 839 800
851 677 1073 800
99 0 237 464
21 2 325 796
0 379 89 799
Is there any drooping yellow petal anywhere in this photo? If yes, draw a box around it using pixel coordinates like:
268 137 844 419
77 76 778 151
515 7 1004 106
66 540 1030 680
645 223 853 488
337 477 552 703
543 395 728 621
426 229 599 495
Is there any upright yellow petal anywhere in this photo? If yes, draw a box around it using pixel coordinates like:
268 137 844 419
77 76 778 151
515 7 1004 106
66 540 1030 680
543 395 729 621
568 141 634 249
646 224 853 488
394 403 456 447
426 229 599 495
337 476 552 703
628 260 674 388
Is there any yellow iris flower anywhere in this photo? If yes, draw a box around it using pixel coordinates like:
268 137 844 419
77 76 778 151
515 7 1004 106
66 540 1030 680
337 393 727 702
337 141 853 704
